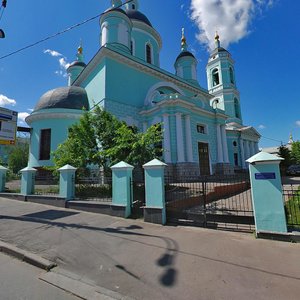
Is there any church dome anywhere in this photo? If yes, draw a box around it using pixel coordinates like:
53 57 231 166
34 86 89 112
126 10 152 27
68 61 86 68
175 51 195 62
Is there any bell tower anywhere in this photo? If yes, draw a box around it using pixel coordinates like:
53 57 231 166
206 33 242 124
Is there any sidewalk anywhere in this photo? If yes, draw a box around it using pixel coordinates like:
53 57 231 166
0 197 299 300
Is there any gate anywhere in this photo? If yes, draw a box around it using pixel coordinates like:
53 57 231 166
282 184 300 231
166 174 255 232
130 169 145 218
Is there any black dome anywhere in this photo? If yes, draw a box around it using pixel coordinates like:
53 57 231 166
175 51 195 62
68 61 86 69
126 10 152 27
34 86 89 112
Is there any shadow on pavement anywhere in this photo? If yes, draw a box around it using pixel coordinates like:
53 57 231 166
0 211 179 287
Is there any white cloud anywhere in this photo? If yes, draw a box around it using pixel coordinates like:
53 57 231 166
190 0 274 50
59 57 70 70
0 94 16 107
44 49 62 57
258 124 266 129
295 121 300 127
44 49 70 77
17 112 30 126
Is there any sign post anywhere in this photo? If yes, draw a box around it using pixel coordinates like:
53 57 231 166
0 107 18 145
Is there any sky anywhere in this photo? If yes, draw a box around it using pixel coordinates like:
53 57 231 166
0 0 299 148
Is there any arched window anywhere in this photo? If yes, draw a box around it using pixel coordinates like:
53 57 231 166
230 67 234 84
146 44 152 64
234 98 240 119
132 4 135 9
212 68 219 86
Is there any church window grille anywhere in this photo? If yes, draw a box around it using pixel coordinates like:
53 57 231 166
146 44 152 64
197 124 206 134
212 68 219 86
39 129 51 160
230 67 234 84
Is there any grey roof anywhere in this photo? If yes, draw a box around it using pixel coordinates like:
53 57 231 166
68 61 86 69
175 51 195 62
210 47 229 57
34 86 89 111
126 10 152 27
104 7 127 16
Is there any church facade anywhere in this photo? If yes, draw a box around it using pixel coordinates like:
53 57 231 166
26 0 260 175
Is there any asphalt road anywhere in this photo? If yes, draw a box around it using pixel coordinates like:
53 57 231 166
0 197 299 300
0 252 81 300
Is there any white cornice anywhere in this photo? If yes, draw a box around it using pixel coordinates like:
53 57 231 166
74 46 211 99
139 98 227 120
26 111 83 124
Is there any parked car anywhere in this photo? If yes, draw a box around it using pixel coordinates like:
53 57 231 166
286 165 300 176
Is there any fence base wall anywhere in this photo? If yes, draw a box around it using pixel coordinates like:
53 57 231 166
27 196 66 208
256 230 300 243
0 193 26 202
67 201 127 218
144 207 165 225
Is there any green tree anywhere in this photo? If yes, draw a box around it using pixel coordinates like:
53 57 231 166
278 145 293 174
7 139 29 174
291 141 300 164
52 106 163 170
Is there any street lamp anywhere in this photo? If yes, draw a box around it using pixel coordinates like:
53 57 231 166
0 29 5 38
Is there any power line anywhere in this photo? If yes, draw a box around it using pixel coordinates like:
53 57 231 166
0 0 133 61
260 135 283 145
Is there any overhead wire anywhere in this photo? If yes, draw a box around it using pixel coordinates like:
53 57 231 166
0 0 134 61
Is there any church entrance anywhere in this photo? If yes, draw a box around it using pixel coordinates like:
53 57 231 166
198 142 210 175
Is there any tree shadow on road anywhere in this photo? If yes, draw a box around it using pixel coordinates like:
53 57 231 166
0 211 179 287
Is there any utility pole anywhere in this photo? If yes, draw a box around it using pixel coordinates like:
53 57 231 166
0 0 8 38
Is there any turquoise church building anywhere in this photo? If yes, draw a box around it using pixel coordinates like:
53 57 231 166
25 0 260 176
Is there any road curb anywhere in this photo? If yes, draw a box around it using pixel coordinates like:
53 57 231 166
0 240 56 271
40 271 134 300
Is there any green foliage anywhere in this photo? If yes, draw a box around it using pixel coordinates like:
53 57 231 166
52 106 163 170
278 145 293 173
7 139 29 174
291 141 300 164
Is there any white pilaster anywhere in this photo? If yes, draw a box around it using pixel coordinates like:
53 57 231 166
240 138 246 169
185 115 193 162
176 113 185 162
221 125 229 163
245 140 250 160
255 142 259 154
163 114 172 163
250 141 255 157
216 124 224 163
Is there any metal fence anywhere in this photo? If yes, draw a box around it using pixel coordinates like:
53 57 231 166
75 171 112 202
5 178 21 193
282 184 300 230
166 174 254 232
33 176 59 196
